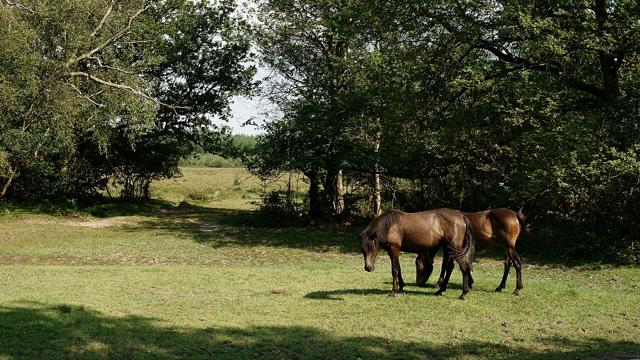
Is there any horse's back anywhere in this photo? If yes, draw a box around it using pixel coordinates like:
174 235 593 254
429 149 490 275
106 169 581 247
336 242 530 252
463 208 521 249
397 209 464 251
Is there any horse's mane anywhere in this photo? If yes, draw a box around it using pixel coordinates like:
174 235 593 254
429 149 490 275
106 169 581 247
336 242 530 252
361 210 402 248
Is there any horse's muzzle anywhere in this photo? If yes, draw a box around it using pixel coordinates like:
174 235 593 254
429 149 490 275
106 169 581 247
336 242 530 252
364 264 374 272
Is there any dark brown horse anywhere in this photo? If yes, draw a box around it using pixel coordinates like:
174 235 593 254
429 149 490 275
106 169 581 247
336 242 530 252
416 208 526 295
360 208 475 299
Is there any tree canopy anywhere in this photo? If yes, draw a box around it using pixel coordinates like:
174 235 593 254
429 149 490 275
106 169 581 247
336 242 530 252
251 0 640 262
0 0 254 200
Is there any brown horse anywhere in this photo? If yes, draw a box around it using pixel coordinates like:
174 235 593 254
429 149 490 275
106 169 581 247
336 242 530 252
416 208 526 295
360 208 475 299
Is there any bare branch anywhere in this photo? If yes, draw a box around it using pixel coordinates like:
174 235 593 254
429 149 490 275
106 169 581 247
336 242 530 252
69 71 191 113
67 83 106 108
67 3 148 67
90 0 117 38
474 40 608 99
88 56 136 75
3 0 40 14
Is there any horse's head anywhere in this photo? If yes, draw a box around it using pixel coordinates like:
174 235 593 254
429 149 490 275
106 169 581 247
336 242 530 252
359 228 379 272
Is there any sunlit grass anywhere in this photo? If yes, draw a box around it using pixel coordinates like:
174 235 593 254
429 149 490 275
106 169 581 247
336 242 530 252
0 167 638 359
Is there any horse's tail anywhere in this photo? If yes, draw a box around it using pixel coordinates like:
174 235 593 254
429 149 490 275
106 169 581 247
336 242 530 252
451 216 475 267
462 216 476 265
516 207 530 232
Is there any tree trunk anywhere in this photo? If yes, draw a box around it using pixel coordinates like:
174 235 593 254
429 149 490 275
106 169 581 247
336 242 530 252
0 126 51 199
373 168 382 215
306 170 321 222
419 178 430 210
594 0 621 101
325 169 345 216
598 51 621 100
373 131 382 215
0 170 16 199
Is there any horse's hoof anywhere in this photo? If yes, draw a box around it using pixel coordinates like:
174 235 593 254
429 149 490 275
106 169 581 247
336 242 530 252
495 287 503 293
388 291 402 297
459 295 466 300
513 289 521 296
434 290 444 296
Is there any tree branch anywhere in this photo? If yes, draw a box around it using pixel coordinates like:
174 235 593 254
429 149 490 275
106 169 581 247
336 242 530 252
2 0 40 14
67 3 148 67
67 83 106 108
90 0 117 38
475 40 608 99
69 71 191 112
88 56 136 75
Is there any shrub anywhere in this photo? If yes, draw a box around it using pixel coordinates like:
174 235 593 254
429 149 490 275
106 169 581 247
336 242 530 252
258 190 304 224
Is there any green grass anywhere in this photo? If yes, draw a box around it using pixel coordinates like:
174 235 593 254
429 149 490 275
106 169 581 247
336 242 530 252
147 167 307 209
0 167 638 359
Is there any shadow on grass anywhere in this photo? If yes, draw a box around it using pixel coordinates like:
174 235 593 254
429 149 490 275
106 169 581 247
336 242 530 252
128 202 361 254
120 202 615 266
5 199 624 266
0 198 176 218
306 281 496 300
0 303 637 360
304 288 434 300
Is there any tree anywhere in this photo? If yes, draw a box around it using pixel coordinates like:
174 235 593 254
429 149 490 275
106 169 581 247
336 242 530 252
253 0 639 261
0 0 254 201
254 0 366 218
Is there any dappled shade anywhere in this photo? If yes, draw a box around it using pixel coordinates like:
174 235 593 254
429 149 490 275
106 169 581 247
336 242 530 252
0 303 638 359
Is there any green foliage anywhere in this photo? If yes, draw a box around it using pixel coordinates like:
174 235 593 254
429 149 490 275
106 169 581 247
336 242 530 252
258 190 305 224
0 0 254 201
254 0 640 262
180 135 258 168
180 154 243 168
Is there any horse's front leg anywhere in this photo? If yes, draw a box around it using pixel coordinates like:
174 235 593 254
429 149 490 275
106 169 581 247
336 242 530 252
388 249 404 297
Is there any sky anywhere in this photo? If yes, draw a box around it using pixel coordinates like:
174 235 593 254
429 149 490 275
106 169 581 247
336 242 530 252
219 0 267 136
226 95 266 135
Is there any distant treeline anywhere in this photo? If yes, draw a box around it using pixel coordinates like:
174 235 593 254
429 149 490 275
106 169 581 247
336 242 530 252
181 135 258 168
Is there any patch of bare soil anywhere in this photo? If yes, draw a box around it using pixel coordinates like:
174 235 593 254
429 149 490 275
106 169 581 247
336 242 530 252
0 254 168 266
186 218 221 232
24 217 139 229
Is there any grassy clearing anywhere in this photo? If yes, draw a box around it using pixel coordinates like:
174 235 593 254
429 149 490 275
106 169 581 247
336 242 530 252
148 167 307 209
0 168 638 359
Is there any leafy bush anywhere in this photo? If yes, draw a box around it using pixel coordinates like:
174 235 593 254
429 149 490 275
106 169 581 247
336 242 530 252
258 190 304 224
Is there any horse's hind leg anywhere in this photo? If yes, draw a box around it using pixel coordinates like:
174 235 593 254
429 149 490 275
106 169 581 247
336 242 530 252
398 261 405 292
496 250 511 292
458 260 472 300
435 256 455 295
438 255 444 287
508 247 524 295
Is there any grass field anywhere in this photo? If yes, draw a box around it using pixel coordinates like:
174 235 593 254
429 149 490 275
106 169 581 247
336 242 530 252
0 168 638 359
